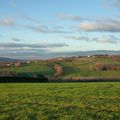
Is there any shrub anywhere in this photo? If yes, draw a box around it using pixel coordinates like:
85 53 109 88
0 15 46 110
95 63 120 71
95 63 108 71
0 71 16 77
112 56 120 62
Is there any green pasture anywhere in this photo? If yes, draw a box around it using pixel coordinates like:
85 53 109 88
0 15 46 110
0 82 120 120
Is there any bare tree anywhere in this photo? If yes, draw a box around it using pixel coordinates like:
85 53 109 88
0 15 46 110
53 64 64 77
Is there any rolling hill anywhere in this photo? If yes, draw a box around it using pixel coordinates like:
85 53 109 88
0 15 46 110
0 57 22 62
1 55 120 79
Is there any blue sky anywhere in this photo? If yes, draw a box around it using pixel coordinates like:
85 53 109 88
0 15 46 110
0 0 120 59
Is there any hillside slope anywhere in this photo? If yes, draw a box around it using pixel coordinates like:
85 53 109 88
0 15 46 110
0 56 120 79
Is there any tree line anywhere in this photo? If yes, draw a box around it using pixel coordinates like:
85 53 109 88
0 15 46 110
0 71 48 83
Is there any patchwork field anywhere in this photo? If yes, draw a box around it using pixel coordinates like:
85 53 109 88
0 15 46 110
0 82 120 120
0 56 120 80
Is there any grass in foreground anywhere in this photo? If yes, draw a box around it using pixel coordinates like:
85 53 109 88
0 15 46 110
0 82 120 120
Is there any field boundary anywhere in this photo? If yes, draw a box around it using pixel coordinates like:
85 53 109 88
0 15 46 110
0 77 48 83
49 77 120 82
0 77 120 83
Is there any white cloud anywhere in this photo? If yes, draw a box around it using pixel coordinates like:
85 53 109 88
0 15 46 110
78 20 120 32
0 43 69 49
26 25 70 34
65 36 90 41
92 35 119 44
65 35 119 44
0 17 15 26
0 42 69 59
58 13 83 21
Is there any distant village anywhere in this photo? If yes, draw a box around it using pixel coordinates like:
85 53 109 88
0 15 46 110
0 60 38 68
47 54 120 62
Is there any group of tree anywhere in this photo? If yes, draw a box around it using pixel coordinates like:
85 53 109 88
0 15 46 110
0 71 48 83
95 63 120 71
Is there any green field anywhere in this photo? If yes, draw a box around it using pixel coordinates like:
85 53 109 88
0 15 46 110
1 57 120 79
0 82 120 120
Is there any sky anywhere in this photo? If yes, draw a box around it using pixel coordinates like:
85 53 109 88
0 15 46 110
0 0 120 59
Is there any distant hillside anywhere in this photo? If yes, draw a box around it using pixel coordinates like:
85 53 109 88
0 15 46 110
32 50 120 59
0 57 20 62
2 50 120 60
0 55 120 79
52 50 120 58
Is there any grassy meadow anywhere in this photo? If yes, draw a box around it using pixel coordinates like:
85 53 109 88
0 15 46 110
0 82 120 120
60 57 120 78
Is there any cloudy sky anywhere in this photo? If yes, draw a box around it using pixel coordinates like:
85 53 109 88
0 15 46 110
0 0 120 59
